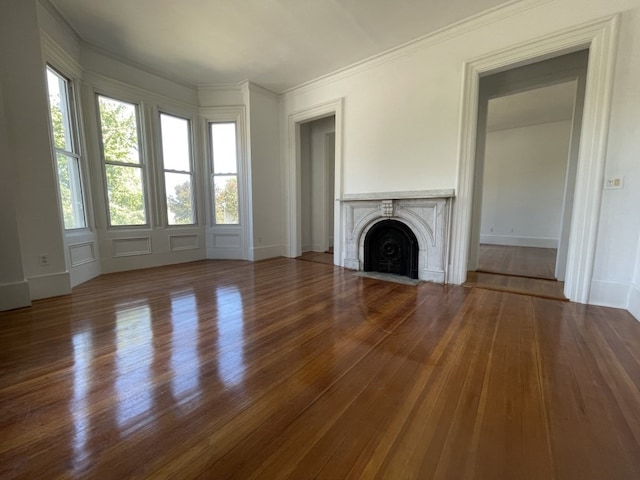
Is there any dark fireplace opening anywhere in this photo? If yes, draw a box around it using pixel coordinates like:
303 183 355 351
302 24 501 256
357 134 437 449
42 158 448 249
364 219 419 279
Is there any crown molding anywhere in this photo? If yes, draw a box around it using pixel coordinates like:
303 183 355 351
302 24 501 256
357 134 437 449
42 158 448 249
80 41 198 92
41 30 83 78
281 0 551 96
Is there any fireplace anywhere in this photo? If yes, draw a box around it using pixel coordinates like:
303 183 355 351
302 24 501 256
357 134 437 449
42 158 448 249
340 190 454 283
364 219 419 279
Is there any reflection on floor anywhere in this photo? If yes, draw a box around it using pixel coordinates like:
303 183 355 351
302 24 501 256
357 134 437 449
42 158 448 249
468 244 565 300
3 258 640 478
297 251 335 265
477 244 557 280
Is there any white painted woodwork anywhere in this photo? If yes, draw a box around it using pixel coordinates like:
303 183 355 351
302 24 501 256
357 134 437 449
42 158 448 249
450 17 619 304
201 105 250 261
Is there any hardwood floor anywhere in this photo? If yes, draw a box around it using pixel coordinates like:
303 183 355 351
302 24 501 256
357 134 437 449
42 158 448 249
2 258 640 479
478 244 557 280
465 271 566 301
297 251 335 265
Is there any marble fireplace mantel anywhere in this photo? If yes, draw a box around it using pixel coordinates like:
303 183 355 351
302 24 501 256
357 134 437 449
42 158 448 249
340 190 454 283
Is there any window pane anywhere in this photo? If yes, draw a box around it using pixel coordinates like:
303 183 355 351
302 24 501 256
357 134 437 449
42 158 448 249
165 172 194 225
56 153 86 229
214 175 239 224
211 123 237 174
105 164 147 226
160 114 190 172
46 68 73 152
98 96 140 165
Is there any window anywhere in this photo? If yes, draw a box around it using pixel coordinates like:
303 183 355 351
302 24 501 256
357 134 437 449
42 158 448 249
160 113 195 225
210 122 239 225
97 95 147 226
45 66 86 229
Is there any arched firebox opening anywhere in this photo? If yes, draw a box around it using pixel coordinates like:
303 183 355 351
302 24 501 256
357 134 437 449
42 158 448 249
364 219 419 279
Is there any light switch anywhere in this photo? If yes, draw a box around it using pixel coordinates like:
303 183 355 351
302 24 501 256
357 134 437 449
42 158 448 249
604 177 624 190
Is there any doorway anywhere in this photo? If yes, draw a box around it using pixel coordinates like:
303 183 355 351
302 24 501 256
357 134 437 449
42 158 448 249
298 115 336 265
466 51 588 299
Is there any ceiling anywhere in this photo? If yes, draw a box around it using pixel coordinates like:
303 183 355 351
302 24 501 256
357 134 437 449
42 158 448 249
47 0 510 92
487 81 578 132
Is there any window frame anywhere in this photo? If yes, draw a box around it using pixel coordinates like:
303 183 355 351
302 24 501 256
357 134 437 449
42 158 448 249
95 93 150 229
45 63 88 231
209 121 241 226
158 111 197 226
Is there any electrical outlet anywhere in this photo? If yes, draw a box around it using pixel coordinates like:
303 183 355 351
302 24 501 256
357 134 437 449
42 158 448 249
38 254 49 266
604 177 624 189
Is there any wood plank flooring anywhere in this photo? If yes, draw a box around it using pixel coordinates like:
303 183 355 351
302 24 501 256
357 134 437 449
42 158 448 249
1 258 640 479
465 271 566 301
297 251 335 265
477 244 557 280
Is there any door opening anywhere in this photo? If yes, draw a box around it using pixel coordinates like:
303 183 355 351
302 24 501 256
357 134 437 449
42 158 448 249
467 50 588 296
299 115 336 261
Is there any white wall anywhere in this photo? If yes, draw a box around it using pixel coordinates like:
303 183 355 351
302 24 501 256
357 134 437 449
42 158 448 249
281 0 640 313
480 120 572 248
248 83 283 260
0 81 31 310
0 0 70 302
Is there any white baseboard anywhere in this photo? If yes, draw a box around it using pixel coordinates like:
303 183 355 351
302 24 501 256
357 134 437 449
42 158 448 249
0 280 31 311
480 234 558 248
252 244 282 261
70 259 101 288
205 247 248 261
628 283 640 322
589 279 630 309
28 271 71 300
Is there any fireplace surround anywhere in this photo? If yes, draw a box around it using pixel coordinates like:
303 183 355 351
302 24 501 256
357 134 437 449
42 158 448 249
341 190 454 283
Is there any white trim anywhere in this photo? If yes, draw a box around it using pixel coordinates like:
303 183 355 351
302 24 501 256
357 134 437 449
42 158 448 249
28 272 71 300
112 236 152 257
41 31 83 79
450 15 619 304
628 284 640 322
201 105 251 260
281 0 550 95
68 241 96 266
0 281 31 311
287 98 343 264
168 233 200 252
252 244 283 261
84 71 198 111
589 279 630 309
479 235 558 248
341 189 455 201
